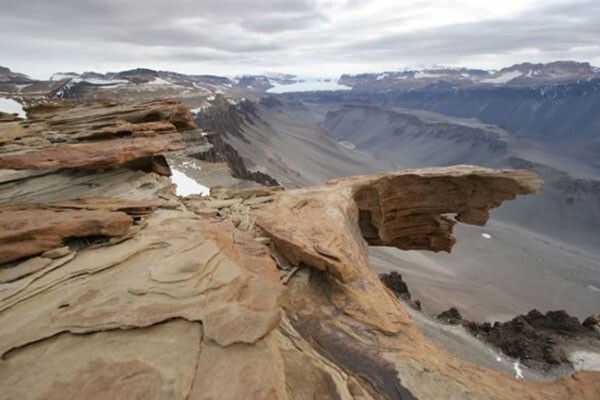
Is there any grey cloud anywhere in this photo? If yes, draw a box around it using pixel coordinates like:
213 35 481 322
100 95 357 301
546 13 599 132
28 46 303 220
241 11 326 33
343 0 600 62
1 0 598 78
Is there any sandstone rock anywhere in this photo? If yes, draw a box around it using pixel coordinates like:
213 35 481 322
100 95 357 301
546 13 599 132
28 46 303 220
0 256 52 283
256 166 542 333
0 198 159 263
0 100 195 177
41 246 72 259
0 133 184 173
0 112 22 122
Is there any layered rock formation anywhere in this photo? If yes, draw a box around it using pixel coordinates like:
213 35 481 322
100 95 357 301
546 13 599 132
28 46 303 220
0 100 194 176
1 100 599 399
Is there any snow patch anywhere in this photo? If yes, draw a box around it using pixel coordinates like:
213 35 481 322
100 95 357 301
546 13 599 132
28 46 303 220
0 97 26 118
482 70 522 84
338 141 356 149
146 77 174 86
81 78 128 85
587 284 600 293
569 351 600 372
50 72 79 81
414 71 442 79
267 78 351 93
513 360 524 379
376 73 389 80
15 84 32 92
481 233 492 239
170 169 210 197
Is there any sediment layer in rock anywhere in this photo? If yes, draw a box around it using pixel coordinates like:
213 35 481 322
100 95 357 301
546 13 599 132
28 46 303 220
0 197 159 264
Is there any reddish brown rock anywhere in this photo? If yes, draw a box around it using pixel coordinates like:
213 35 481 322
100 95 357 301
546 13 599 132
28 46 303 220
0 197 159 264
257 166 542 333
0 133 184 172
96 121 177 138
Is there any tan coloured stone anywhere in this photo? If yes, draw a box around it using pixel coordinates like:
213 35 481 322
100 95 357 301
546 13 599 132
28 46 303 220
41 246 72 259
0 133 184 171
0 257 52 283
0 197 159 264
0 209 283 357
0 319 202 400
256 166 542 335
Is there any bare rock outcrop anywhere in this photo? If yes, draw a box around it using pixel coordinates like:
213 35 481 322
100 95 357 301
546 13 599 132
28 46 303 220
256 166 542 333
0 99 194 175
1 99 599 399
0 198 158 264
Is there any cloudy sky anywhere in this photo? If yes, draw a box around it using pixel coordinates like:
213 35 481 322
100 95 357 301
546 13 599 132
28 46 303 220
2 0 599 79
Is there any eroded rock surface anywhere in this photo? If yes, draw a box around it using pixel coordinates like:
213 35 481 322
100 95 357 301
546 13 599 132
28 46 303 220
0 198 158 264
1 100 599 399
0 100 194 175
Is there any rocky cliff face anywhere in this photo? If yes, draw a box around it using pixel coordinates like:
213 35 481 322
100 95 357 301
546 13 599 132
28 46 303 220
1 100 599 399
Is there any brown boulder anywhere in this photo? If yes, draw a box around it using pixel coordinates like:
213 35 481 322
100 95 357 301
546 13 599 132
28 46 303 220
0 197 159 264
0 133 184 172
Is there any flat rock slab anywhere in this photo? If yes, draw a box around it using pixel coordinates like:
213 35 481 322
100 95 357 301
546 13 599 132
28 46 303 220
0 197 159 264
0 133 184 171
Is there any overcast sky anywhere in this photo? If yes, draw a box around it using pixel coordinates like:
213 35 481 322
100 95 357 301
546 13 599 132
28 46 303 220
2 0 599 79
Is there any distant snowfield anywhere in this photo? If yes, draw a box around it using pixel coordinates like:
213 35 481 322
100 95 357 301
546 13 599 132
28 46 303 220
267 78 351 93
170 169 210 197
82 78 128 85
146 77 174 86
414 71 442 79
482 70 522 84
0 97 26 118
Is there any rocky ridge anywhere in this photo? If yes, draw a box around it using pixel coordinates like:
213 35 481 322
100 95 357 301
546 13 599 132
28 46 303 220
1 99 599 399
339 61 600 91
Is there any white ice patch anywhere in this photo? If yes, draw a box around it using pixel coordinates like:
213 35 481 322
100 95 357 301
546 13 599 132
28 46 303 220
495 356 502 362
170 169 210 197
481 233 492 239
146 77 174 86
587 284 600 293
50 72 79 81
15 84 32 92
513 360 524 379
413 71 442 79
376 73 389 80
482 70 522 84
338 141 356 149
81 78 128 85
267 78 351 93
569 351 600 372
0 97 26 118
